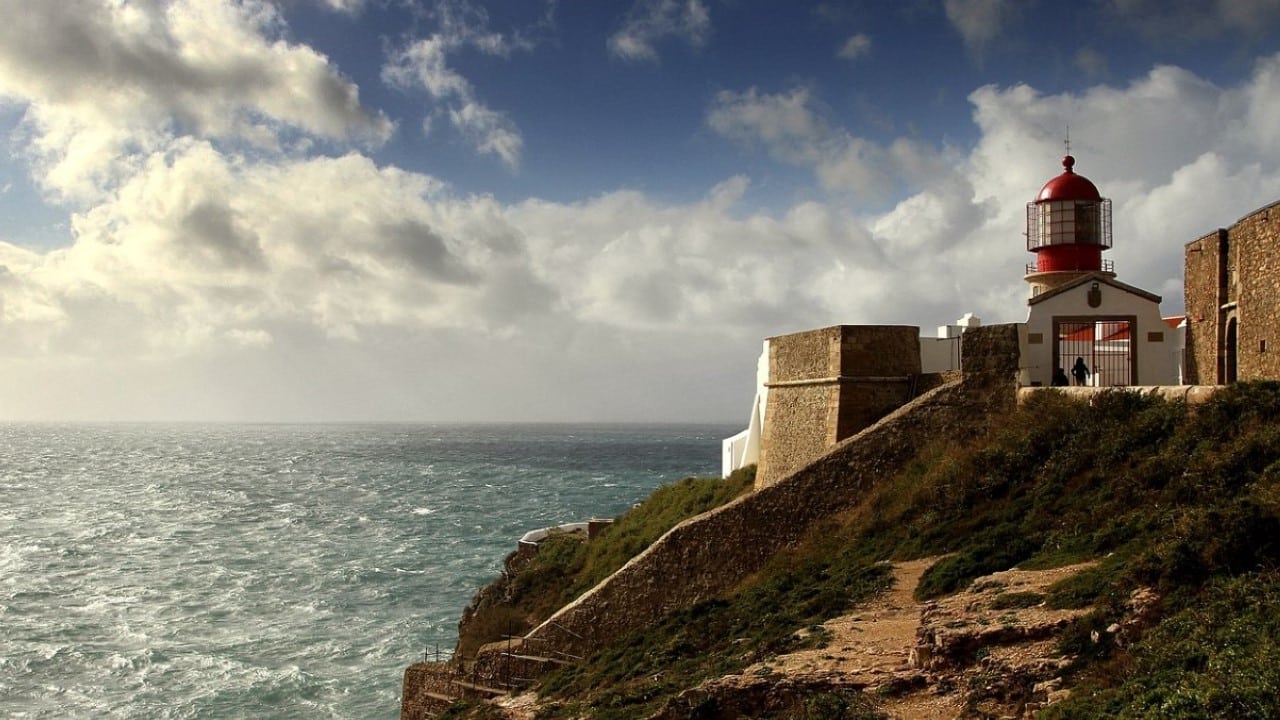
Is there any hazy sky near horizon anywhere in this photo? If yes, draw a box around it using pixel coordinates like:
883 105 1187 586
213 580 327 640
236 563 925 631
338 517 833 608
2 0 1280 423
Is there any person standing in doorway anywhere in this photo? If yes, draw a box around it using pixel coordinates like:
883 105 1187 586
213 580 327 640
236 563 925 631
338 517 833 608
1071 356 1091 386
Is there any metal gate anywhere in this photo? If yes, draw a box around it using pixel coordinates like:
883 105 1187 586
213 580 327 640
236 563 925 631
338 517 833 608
1054 317 1135 387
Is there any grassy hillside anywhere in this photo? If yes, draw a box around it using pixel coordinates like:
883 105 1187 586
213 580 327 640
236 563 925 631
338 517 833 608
456 468 757 656
459 382 1280 719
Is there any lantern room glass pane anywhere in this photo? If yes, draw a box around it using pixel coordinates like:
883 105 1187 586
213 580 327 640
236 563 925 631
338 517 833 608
1075 203 1100 244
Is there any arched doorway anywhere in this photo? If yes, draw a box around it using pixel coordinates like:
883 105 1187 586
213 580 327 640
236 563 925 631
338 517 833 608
1225 316 1238 383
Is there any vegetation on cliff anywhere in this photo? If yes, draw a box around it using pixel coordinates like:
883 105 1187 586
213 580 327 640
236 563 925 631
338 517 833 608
457 468 756 657
452 382 1280 718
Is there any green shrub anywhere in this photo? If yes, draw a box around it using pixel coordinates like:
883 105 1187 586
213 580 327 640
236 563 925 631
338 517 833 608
559 471 754 599
989 591 1044 610
539 547 891 716
460 473 754 656
1046 572 1280 719
1045 559 1123 610
795 692 887 719
915 529 1038 600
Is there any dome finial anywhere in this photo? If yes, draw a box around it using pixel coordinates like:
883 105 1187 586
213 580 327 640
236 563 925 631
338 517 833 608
1062 127 1075 172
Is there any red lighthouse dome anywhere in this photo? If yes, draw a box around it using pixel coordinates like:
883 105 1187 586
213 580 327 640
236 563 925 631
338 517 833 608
1025 155 1113 295
1037 155 1101 202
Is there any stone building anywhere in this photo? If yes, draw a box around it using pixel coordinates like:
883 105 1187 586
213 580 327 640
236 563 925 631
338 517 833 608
1184 199 1280 384
753 325 921 487
721 318 976 486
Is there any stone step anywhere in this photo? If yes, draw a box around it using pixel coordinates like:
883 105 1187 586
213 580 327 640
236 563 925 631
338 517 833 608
452 680 507 696
505 653 574 666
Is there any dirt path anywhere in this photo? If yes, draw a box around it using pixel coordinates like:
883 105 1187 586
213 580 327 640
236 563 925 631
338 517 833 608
755 557 937 679
737 557 964 719
739 557 1096 719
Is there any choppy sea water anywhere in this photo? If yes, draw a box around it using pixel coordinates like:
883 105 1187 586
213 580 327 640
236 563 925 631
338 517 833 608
0 423 733 719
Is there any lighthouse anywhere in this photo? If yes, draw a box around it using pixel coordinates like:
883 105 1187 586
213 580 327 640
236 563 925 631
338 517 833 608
1024 155 1113 297
1020 154 1179 388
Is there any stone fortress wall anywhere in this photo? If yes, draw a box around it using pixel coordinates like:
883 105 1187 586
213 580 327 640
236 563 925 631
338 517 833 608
498 324 1020 664
757 326 922 487
1185 199 1280 384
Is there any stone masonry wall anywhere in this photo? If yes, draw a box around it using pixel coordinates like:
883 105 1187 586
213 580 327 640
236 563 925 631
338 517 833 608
1184 200 1280 383
771 326 840 381
759 383 836 485
1233 202 1280 380
758 326 922 487
837 325 922 377
1183 229 1225 384
504 324 1021 663
836 381 919 441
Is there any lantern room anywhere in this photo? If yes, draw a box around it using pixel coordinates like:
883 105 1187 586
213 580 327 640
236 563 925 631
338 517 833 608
1025 155 1114 297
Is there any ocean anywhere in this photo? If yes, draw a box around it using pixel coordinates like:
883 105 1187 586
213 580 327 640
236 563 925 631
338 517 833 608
0 422 734 719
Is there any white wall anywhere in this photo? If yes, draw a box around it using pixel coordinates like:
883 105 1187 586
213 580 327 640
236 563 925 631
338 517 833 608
920 313 979 373
1023 281 1178 387
920 336 963 373
721 340 770 477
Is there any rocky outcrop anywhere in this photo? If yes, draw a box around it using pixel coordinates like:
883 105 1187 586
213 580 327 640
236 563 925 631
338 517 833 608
912 564 1097 671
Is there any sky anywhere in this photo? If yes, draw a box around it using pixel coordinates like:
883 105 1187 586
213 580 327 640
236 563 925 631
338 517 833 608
1 0 1280 423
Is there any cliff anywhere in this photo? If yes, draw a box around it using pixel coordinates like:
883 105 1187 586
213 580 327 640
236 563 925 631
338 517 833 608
403 326 1280 719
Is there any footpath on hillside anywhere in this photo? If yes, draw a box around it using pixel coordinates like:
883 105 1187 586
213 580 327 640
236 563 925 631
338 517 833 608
679 557 1101 719
491 557 1112 719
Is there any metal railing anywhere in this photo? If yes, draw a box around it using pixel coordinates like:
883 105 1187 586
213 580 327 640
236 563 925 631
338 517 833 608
1025 258 1114 275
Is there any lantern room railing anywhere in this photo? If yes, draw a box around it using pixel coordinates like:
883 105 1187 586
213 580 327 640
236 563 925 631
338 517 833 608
1025 258 1115 275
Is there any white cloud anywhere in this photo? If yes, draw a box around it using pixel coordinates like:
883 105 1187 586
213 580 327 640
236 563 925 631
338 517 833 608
706 87 826 155
313 0 366 13
381 2 530 169
5 7 1280 421
837 33 872 61
708 52 1280 335
0 0 391 204
1074 47 1108 77
382 37 470 98
706 86 898 200
608 0 710 63
449 103 523 170
943 0 1018 54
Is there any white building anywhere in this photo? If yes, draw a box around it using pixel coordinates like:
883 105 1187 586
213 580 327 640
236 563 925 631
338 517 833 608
1018 155 1182 388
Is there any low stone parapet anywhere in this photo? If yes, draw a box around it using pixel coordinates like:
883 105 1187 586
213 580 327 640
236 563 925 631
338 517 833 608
1016 385 1223 405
